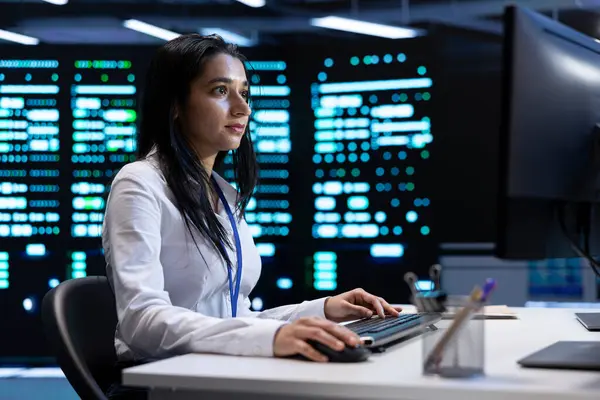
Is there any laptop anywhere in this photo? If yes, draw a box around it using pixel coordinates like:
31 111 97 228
575 313 600 331
518 341 600 371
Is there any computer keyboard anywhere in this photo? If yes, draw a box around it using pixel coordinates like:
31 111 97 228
345 313 442 348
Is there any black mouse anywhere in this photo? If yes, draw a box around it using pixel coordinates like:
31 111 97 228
288 339 371 363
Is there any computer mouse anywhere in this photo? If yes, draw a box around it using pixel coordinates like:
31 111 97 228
288 339 371 363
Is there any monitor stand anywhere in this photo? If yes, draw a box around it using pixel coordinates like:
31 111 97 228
575 312 600 331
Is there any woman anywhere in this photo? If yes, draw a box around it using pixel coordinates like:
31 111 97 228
103 33 400 398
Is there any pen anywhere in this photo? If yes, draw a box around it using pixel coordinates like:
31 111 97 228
479 278 496 302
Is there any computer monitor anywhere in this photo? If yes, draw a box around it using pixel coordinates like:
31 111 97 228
496 5 600 280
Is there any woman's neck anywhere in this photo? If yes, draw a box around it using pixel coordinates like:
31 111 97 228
190 143 219 211
199 154 216 176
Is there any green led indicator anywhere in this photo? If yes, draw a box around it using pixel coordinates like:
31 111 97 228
93 60 116 69
51 73 59 82
350 56 359 66
421 150 430 159
128 110 137 121
422 92 431 101
127 74 135 82
99 109 136 123
399 93 408 102
78 197 105 210
421 226 430 235
406 182 415 191
75 60 92 69
406 166 415 175
107 143 118 152
101 74 109 82
110 99 134 107
418 66 427 75
363 55 372 65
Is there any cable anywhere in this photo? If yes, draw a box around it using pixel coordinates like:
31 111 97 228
558 203 600 279
583 203 591 256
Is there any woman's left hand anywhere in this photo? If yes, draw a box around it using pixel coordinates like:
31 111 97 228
323 288 403 323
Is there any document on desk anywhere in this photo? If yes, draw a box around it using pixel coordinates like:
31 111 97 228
399 305 518 319
443 305 518 319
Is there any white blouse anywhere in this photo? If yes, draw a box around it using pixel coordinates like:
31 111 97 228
102 154 327 362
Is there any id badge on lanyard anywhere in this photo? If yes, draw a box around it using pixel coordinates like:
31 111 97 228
212 176 242 318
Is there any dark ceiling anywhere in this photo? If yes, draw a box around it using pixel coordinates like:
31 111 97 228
1 0 600 44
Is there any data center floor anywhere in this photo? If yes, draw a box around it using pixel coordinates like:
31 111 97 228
0 368 78 400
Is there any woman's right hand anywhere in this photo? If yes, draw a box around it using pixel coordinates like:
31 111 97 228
273 317 361 362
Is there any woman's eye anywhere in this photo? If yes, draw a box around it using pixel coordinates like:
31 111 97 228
214 86 227 95
241 90 249 99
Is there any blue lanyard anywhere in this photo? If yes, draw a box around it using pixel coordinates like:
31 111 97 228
212 176 242 318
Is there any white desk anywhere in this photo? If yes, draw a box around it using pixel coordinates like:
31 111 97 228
123 308 600 400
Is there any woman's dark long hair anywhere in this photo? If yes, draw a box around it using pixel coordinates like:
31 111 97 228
137 33 258 265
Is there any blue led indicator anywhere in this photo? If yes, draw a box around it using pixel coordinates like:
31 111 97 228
370 244 404 258
406 211 418 223
277 277 293 290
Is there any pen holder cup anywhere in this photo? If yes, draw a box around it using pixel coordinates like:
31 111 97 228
422 296 485 378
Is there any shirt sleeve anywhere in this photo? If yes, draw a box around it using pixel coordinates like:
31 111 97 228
238 297 330 321
104 172 286 360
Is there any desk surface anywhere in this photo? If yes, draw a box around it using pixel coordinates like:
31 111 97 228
123 308 600 400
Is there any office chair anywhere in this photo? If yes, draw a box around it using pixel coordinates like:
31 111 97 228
42 276 119 400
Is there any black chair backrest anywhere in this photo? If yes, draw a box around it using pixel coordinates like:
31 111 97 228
42 276 118 400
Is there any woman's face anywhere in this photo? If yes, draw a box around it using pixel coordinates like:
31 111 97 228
179 53 251 160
